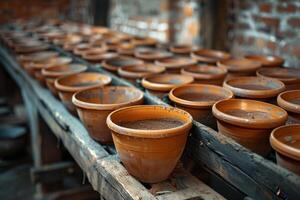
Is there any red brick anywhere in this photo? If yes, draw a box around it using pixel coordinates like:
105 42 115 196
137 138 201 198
288 17 300 27
277 3 297 13
254 15 280 28
259 3 272 13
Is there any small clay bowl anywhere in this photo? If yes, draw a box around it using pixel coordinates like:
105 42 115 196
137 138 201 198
73 43 92 56
82 46 108 59
181 65 227 85
107 105 192 183
270 124 300 175
277 90 300 124
18 51 59 68
169 44 199 55
117 42 136 56
223 76 285 101
131 37 156 47
191 49 231 64
15 43 50 54
212 99 288 156
73 86 144 143
141 74 194 98
169 84 233 128
118 64 165 84
42 64 88 96
102 56 144 73
245 55 284 68
134 48 173 62
84 52 119 64
217 58 261 79
257 67 300 91
55 72 112 113
155 57 197 74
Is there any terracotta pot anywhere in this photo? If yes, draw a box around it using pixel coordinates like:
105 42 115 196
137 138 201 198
245 55 284 68
102 56 144 73
212 99 288 156
141 74 194 98
256 67 300 91
41 64 87 95
217 58 261 79
270 124 300 175
73 86 144 143
18 51 59 68
53 34 82 46
117 42 136 56
223 76 285 102
131 37 157 47
134 48 173 62
84 52 119 64
14 43 50 54
169 84 233 128
277 90 300 124
169 44 199 55
73 43 92 56
154 57 197 74
191 49 230 64
81 46 108 59
181 65 227 85
31 57 72 85
106 105 193 183
55 72 112 113
118 64 165 84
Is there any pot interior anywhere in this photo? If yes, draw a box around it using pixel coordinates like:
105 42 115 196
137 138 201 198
146 74 193 85
185 65 225 75
280 90 300 105
58 73 111 88
45 64 86 75
258 68 300 81
106 57 143 67
220 58 261 72
195 49 229 60
226 77 283 90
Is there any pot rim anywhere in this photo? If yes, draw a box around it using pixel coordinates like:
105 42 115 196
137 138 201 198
134 49 173 60
41 64 87 78
154 57 197 69
277 90 300 114
118 64 165 79
212 99 288 129
223 76 285 99
141 74 194 92
217 58 261 73
190 49 231 64
54 72 112 92
30 57 72 70
72 86 144 110
169 84 233 108
102 56 144 71
270 124 300 161
245 54 284 67
256 67 300 84
107 105 193 138
84 52 119 61
181 65 227 80
169 44 199 54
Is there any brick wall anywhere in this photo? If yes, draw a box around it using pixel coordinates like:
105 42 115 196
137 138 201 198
228 0 300 68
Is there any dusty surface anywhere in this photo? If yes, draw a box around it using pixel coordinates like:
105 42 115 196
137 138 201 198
178 93 224 102
120 118 183 130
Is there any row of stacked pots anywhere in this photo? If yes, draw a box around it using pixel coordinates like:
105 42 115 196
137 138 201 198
1 20 299 181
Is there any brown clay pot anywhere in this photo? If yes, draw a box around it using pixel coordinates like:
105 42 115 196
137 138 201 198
53 34 82 46
169 84 233 128
191 49 230 64
212 99 288 156
245 55 284 68
169 44 199 55
84 52 119 64
181 65 227 85
256 67 300 91
31 57 72 85
72 86 144 143
223 76 285 102
117 42 136 56
118 64 165 84
73 43 92 56
130 37 157 47
217 58 261 79
55 72 112 113
106 105 193 183
102 56 144 73
18 51 59 68
134 48 173 62
81 46 108 59
14 43 50 54
41 64 88 96
154 57 197 74
270 124 300 175
141 74 194 98
277 90 300 124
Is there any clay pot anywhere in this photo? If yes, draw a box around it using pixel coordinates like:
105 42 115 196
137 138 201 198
277 90 300 124
73 43 92 56
18 51 59 69
223 76 285 102
41 64 87 96
256 67 300 91
31 57 72 85
212 99 288 156
245 55 284 68
117 42 136 56
72 86 144 143
118 64 165 84
191 49 230 64
102 56 144 73
154 57 197 74
217 58 261 79
141 74 194 98
169 84 233 128
134 48 173 62
106 105 193 183
81 46 108 59
84 52 119 64
270 124 300 175
131 37 157 47
53 34 82 46
14 43 49 54
55 72 112 113
181 65 227 85
169 44 199 55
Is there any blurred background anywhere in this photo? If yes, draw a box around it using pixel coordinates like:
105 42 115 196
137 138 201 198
0 0 299 67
